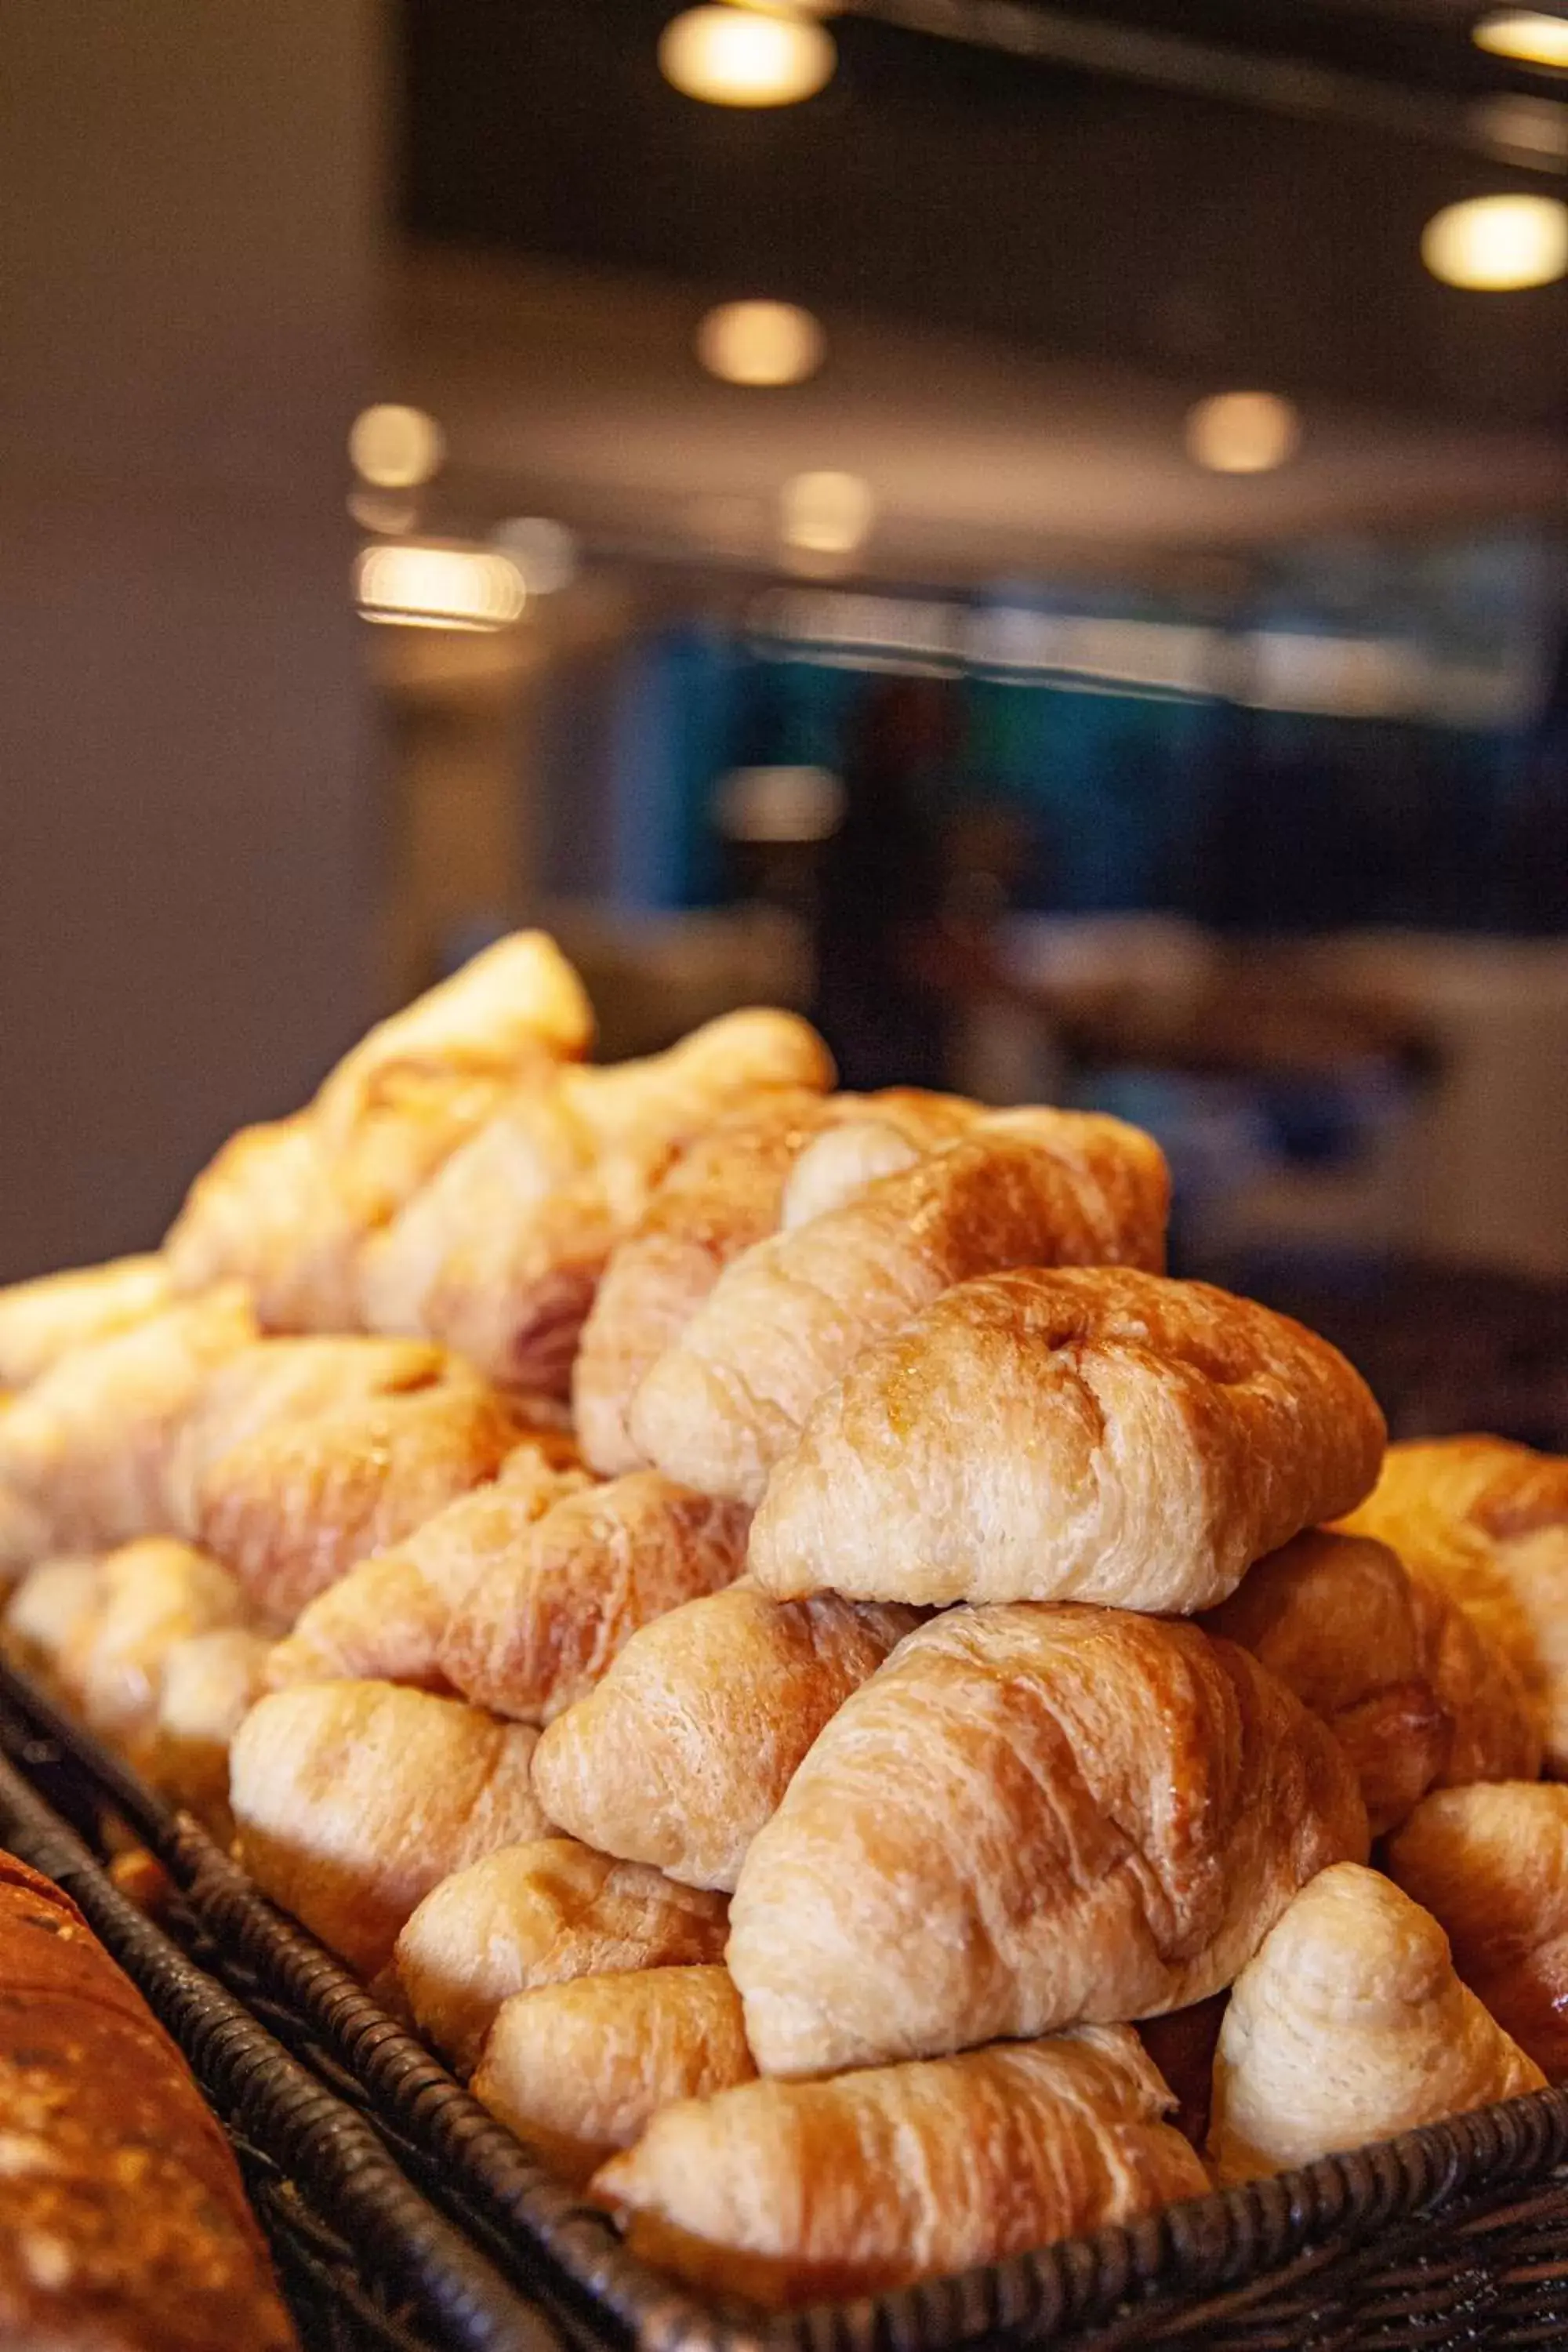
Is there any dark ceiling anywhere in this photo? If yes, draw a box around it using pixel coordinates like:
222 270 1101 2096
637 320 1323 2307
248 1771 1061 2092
398 0 1568 430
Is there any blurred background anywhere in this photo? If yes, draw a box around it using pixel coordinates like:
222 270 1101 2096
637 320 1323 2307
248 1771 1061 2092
2 0 1566 1439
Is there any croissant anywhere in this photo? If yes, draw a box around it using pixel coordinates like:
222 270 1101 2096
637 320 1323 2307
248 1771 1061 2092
590 2024 1210 2307
572 1087 975 1476
230 1681 553 1975
727 1604 1368 2078
0 1286 259 1561
1334 1436 1568 1773
473 1965 755 2183
359 1009 834 1394
631 1110 1170 1507
60 1538 251 1766
0 1254 172 1390
3 1554 107 1691
1207 1861 1544 2185
750 1268 1385 1613
438 1472 750 1725
532 1582 922 1891
188 1368 532 1621
393 1835 731 2074
1387 1781 1568 2081
1202 1529 1540 1835
150 1626 273 1838
266 1445 591 1691
163 1114 369 1334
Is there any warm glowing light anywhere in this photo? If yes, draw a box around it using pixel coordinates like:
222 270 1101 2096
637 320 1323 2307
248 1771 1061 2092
1185 391 1301 474
347 488 419 535
1473 93 1568 160
1474 10 1568 67
658 6 836 106
696 299 825 386
348 405 446 489
492 517 579 594
1421 192 1568 285
355 544 526 630
779 470 873 554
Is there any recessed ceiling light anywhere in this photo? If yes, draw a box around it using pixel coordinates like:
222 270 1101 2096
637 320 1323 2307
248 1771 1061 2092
1421 191 1568 286
1185 392 1301 474
356 544 526 631
779 470 873 554
1473 10 1568 68
348 405 446 489
696 299 826 386
659 6 836 107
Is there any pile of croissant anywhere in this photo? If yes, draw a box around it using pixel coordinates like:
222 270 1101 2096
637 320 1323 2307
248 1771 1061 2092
3 930 1568 2311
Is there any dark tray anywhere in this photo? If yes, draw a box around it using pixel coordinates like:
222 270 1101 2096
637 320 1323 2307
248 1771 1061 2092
6 1655 1568 2352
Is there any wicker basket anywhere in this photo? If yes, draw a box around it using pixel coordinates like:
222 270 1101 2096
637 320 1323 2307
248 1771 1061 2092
5 1657 1568 2352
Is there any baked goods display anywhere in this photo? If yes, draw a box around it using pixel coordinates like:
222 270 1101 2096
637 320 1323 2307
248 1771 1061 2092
3 927 1565 2314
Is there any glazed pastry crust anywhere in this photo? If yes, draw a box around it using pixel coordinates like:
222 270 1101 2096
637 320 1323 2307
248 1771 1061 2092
727 1603 1369 2078
1203 1529 1541 1834
631 1111 1171 1507
532 1581 921 1891
473 1965 755 2182
1334 1436 1568 1773
438 1472 750 1725
230 1680 552 1976
1387 1780 1568 2082
1207 1860 1544 2185
394 1835 730 2074
0 1255 172 1390
590 2024 1210 2308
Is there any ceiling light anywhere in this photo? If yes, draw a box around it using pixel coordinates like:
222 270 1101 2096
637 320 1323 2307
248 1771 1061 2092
1421 191 1568 286
1473 10 1568 67
779 470 873 555
659 6 836 107
492 517 579 594
696 299 826 386
348 404 446 489
1185 392 1301 474
355 544 526 631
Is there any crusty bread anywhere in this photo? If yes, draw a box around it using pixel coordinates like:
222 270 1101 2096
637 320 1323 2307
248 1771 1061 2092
727 1604 1369 2077
0 1254 172 1390
631 1110 1171 1506
590 2024 1209 2307
750 1268 1385 1613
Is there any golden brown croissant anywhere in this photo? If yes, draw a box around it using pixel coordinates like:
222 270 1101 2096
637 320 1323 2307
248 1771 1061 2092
571 1087 975 1476
0 1287 259 1560
60 1538 251 1766
750 1268 1385 1613
0 1254 172 1390
359 1009 834 1394
230 1680 553 1975
189 1368 531 1621
1207 1860 1543 2186
590 2024 1210 2307
437 1472 750 1725
1202 1529 1540 1835
633 1110 1171 1506
727 1603 1369 2078
150 1625 273 1838
265 1444 591 1691
164 1114 368 1334
1334 1436 1568 1773
2 1554 107 1690
1387 1781 1568 2081
394 1835 731 2074
474 1964 756 2183
532 1582 922 1891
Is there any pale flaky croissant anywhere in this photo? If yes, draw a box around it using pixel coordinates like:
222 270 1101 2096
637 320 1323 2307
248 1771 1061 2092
1334 1436 1568 1774
1207 1861 1543 2186
473 1965 756 2183
437 1472 750 1725
531 1582 921 1891
0 1286 259 1566
571 1087 976 1476
0 1254 173 1391
727 1604 1368 2078
393 1835 731 2074
265 1444 590 1691
150 1625 273 1838
750 1268 1385 1613
58 1538 251 1767
631 1110 1171 1507
1387 1781 1568 2082
590 2024 1210 2308
230 1681 553 1976
1202 1529 1540 1835
359 1009 834 1394
2 1553 105 1690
